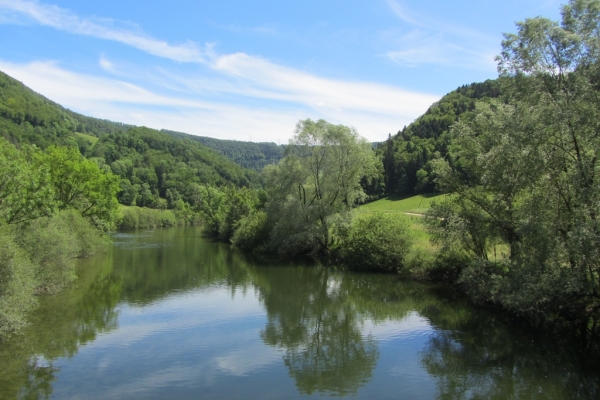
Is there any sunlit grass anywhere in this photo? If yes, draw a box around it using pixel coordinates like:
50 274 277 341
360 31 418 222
75 132 99 145
354 194 447 251
360 193 447 215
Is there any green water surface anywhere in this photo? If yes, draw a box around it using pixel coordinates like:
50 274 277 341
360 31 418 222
0 227 598 399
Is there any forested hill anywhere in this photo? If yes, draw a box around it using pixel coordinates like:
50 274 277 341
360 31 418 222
162 129 284 171
0 70 259 208
378 79 501 196
0 71 131 149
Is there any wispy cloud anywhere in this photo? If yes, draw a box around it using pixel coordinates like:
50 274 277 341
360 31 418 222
384 0 498 71
212 21 279 36
99 54 114 72
1 58 438 142
0 0 442 142
0 0 209 62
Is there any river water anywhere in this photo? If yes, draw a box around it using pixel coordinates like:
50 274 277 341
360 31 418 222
0 226 598 399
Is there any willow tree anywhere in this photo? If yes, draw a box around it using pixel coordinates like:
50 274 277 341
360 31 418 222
264 119 379 257
430 0 600 337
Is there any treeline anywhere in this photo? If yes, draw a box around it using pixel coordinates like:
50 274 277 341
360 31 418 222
163 129 285 171
0 72 263 215
0 71 130 151
0 139 119 339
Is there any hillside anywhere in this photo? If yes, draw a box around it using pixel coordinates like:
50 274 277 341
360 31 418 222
0 70 259 208
378 79 501 197
162 129 284 171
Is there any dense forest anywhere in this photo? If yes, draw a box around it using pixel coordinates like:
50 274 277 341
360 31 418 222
377 79 501 197
0 71 259 208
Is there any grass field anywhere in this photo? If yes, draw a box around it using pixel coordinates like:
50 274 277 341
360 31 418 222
359 193 447 215
356 193 447 251
75 132 99 145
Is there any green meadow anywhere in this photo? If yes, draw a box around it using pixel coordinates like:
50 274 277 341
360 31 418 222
359 193 447 215
356 194 447 250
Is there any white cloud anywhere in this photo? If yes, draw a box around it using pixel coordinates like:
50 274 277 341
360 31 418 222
99 54 114 72
0 58 439 142
211 52 437 118
385 30 449 67
385 0 498 71
0 0 208 62
0 60 217 108
0 0 443 142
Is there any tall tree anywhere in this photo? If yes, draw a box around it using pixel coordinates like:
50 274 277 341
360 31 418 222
264 119 379 256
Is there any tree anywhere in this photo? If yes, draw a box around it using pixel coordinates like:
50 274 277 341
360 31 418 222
0 139 57 225
264 119 379 256
40 146 119 226
430 0 600 337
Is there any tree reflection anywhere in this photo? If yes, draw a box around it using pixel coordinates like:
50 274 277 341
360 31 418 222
0 252 122 399
255 266 378 395
419 305 600 400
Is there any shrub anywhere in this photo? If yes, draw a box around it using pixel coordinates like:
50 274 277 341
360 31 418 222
231 211 270 252
339 213 413 272
15 210 109 294
0 227 37 339
409 249 469 283
116 206 180 230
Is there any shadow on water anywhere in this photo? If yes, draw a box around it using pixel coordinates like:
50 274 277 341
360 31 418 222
0 226 598 399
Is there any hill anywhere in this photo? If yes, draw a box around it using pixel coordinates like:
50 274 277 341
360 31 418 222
378 79 501 197
162 129 284 171
0 70 259 208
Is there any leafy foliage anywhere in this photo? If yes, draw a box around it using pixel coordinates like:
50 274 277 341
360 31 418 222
428 0 600 339
0 139 116 339
263 119 380 256
0 71 261 213
337 213 413 272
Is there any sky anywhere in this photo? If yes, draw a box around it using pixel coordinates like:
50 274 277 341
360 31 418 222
0 0 562 143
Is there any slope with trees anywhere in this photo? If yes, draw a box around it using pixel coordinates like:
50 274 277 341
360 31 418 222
0 71 260 212
378 80 501 197
163 129 285 171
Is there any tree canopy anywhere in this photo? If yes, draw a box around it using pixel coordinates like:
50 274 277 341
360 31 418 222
264 119 379 256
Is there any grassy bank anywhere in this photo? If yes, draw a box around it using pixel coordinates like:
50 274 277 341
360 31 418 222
360 193 447 215
116 205 185 230
357 194 445 251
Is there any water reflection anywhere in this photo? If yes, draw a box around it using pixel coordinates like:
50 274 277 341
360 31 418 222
0 253 121 399
420 308 600 399
0 227 598 399
254 266 378 395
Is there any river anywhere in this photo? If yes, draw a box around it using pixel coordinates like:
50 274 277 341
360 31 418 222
0 226 598 399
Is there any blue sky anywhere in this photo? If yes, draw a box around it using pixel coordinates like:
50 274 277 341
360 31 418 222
0 0 562 142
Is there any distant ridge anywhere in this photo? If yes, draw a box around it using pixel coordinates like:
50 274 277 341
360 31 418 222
162 129 284 171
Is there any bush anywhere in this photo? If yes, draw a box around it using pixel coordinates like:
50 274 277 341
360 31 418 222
0 227 37 339
116 206 180 230
408 249 469 282
339 213 413 272
17 210 105 294
231 211 270 252
1 210 109 339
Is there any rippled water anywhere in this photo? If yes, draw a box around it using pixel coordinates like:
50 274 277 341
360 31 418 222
0 226 598 399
